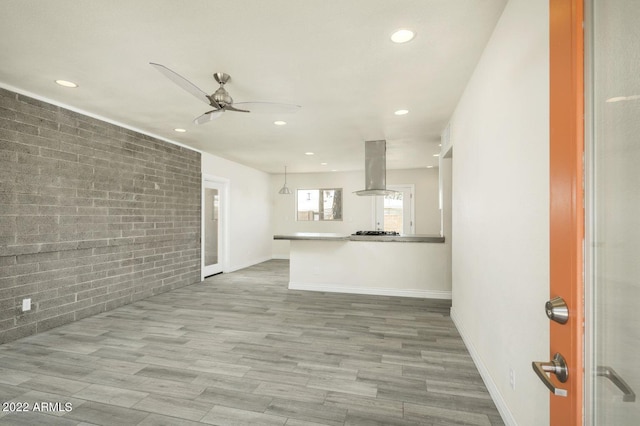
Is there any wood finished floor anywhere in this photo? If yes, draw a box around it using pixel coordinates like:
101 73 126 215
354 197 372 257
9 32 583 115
0 260 504 425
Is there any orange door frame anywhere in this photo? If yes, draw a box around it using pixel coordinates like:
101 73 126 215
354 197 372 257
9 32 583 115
549 0 584 424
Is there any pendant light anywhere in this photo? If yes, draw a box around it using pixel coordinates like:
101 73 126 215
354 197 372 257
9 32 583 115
278 166 292 194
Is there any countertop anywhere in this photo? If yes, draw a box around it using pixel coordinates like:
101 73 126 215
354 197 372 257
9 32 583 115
273 232 445 243
273 232 349 241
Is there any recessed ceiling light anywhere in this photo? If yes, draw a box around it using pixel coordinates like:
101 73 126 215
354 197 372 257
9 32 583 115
390 29 415 44
274 120 287 126
331 169 338 172
320 162 328 166
305 152 314 156
394 109 409 116
174 128 186 133
55 79 78 88
433 154 440 157
427 166 434 169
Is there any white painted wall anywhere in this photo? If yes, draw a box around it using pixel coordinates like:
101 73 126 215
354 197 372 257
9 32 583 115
440 153 453 292
202 152 273 272
447 0 549 425
389 168 441 234
271 168 440 258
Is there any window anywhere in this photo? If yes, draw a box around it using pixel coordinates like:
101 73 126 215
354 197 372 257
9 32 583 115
297 188 342 221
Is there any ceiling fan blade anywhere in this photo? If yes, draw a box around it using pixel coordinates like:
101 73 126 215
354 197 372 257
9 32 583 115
150 62 214 106
232 102 301 113
193 109 224 125
224 105 250 113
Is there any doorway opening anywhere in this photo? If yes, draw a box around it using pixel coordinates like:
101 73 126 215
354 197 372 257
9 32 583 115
202 176 229 279
374 185 415 234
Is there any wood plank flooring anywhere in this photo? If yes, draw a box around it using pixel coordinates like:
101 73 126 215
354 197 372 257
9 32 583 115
0 260 504 425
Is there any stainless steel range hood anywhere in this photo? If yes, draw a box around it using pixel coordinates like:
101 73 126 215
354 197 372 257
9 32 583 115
354 140 398 196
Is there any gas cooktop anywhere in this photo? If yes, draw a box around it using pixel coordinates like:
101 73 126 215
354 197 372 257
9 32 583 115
352 231 400 236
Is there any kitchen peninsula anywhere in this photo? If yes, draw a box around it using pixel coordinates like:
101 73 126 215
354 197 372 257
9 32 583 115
274 232 450 299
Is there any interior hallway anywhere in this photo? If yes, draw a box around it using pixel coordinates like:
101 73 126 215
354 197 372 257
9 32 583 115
0 260 503 425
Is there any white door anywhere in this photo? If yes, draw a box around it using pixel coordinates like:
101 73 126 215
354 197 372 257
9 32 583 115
202 178 227 277
586 0 639 423
374 185 414 234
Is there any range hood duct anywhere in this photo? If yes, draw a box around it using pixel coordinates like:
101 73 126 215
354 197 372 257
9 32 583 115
354 140 398 196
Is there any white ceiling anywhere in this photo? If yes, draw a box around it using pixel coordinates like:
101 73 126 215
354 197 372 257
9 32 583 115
0 0 507 174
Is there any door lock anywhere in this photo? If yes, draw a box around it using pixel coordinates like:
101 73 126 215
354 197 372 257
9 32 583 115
545 296 569 324
532 353 569 396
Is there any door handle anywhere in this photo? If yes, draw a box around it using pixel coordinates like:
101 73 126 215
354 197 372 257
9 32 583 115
532 353 568 396
597 366 636 402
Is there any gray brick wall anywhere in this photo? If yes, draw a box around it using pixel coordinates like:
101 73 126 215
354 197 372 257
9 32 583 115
0 88 201 344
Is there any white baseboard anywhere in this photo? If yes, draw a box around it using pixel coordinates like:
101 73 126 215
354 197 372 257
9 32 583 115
450 307 516 426
227 255 273 273
271 254 290 260
289 281 451 299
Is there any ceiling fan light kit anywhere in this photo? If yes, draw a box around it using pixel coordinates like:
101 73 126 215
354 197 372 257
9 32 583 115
150 63 300 125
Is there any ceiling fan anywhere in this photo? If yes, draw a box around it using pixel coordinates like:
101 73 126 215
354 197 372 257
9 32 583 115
150 62 301 124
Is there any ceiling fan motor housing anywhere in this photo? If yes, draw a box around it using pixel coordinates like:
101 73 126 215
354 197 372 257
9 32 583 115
213 86 232 107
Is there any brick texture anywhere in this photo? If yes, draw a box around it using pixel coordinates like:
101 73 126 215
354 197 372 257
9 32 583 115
0 88 201 344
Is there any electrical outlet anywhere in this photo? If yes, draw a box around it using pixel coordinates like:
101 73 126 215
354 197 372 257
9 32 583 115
509 368 516 390
22 298 31 312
